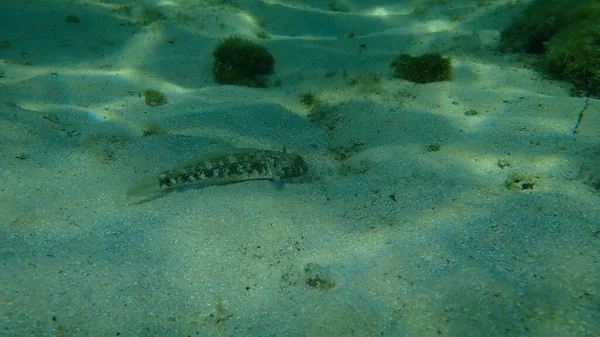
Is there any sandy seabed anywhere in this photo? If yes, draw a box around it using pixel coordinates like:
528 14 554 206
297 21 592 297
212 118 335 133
0 0 599 336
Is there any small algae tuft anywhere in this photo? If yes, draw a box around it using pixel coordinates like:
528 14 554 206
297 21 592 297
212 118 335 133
327 0 349 12
299 92 318 109
64 14 81 23
505 172 538 190
254 30 270 39
391 53 453 83
143 89 167 107
425 143 441 152
212 36 275 87
308 103 343 131
142 123 168 136
329 142 365 161
304 263 336 290
345 72 383 94
497 159 512 169
137 8 165 25
579 162 600 190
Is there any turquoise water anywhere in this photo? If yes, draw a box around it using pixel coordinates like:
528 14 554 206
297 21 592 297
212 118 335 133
1 1 598 336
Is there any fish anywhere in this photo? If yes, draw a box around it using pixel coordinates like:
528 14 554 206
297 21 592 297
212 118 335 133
126 148 308 197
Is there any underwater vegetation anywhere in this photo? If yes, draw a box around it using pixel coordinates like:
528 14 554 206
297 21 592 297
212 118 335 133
390 53 453 83
307 102 343 132
143 89 167 107
142 123 168 136
212 36 275 87
505 172 538 190
500 0 600 97
303 263 336 290
327 0 349 12
299 92 319 109
64 14 81 23
425 143 441 152
579 162 600 190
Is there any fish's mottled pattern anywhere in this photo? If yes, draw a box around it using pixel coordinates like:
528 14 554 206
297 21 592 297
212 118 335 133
127 148 308 196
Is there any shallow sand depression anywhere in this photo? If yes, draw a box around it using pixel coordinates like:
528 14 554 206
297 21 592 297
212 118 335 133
0 0 599 336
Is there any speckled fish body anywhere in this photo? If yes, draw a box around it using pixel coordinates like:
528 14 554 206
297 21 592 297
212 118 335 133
127 148 308 196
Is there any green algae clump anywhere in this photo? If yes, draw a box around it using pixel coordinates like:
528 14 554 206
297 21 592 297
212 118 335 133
545 21 600 97
391 53 453 83
212 36 275 87
500 0 600 97
143 89 167 107
505 172 538 190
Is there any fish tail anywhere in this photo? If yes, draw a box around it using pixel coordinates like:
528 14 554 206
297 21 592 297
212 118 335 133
126 178 162 197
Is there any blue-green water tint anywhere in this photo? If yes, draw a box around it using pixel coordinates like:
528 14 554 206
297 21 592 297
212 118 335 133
0 0 598 336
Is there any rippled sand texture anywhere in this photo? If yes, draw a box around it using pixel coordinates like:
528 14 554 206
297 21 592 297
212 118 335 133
1 0 598 336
